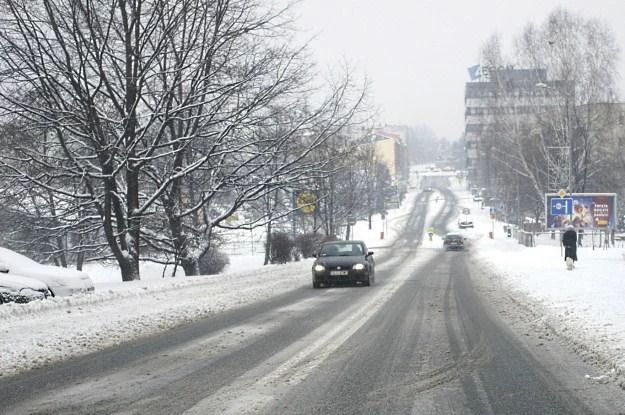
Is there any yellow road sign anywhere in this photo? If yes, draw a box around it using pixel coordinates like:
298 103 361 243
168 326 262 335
296 190 317 214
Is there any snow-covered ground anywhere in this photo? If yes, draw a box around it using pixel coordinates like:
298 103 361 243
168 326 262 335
1 170 624 392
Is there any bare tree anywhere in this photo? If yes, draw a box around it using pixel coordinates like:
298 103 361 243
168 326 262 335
479 33 506 68
0 0 368 280
0 120 104 267
473 8 620 223
514 8 620 193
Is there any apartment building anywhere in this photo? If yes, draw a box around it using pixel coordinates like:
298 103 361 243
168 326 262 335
372 127 409 186
464 67 570 189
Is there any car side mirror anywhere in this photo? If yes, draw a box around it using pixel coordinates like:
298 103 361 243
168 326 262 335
367 251 374 256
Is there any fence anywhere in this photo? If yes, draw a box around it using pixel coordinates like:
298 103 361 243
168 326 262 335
508 225 625 249
221 229 266 256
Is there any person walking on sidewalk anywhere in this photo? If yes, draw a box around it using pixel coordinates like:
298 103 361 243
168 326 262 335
562 225 578 267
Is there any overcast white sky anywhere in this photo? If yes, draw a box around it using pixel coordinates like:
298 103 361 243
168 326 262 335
294 0 625 140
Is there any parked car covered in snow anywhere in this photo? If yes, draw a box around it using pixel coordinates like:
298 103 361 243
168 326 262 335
0 247 94 297
0 273 51 304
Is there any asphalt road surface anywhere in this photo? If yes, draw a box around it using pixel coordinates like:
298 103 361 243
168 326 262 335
2 180 625 415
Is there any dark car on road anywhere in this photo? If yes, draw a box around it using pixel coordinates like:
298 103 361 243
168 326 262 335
443 233 465 251
312 240 375 288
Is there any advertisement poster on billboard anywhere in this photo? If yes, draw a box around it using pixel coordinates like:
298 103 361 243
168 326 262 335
545 193 617 229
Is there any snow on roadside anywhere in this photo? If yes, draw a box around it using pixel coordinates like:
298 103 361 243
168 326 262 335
3 169 625 394
0 261 313 377
463 188 625 387
0 181 418 377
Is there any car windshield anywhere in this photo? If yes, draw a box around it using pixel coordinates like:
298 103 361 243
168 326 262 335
320 243 363 256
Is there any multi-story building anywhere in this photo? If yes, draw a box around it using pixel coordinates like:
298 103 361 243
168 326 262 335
464 67 571 190
372 127 409 187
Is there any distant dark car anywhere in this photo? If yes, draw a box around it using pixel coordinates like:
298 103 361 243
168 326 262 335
443 233 465 251
312 240 375 288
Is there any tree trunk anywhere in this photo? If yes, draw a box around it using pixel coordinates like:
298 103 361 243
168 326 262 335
264 221 272 265
119 256 140 282
181 257 199 276
124 165 142 281
76 250 84 271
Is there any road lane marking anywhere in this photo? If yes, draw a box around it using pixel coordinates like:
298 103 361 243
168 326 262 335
183 250 439 415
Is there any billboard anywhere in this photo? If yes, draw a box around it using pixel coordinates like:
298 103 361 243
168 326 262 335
545 193 617 229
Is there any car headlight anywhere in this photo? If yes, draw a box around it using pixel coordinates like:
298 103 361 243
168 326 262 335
352 263 365 271
313 264 325 272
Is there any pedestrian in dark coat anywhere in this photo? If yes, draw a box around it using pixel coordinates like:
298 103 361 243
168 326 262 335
562 226 578 263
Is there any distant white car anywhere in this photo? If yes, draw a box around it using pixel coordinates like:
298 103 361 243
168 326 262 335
0 247 94 297
0 273 51 304
458 215 474 229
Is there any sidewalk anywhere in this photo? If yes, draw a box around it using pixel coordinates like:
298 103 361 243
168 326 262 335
457 184 625 388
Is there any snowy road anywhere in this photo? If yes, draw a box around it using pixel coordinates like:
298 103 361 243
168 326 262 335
1 187 625 414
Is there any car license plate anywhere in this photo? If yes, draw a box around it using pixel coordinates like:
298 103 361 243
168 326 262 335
330 270 348 276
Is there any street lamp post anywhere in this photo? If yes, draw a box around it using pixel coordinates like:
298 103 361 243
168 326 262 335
565 94 574 193
536 81 574 193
